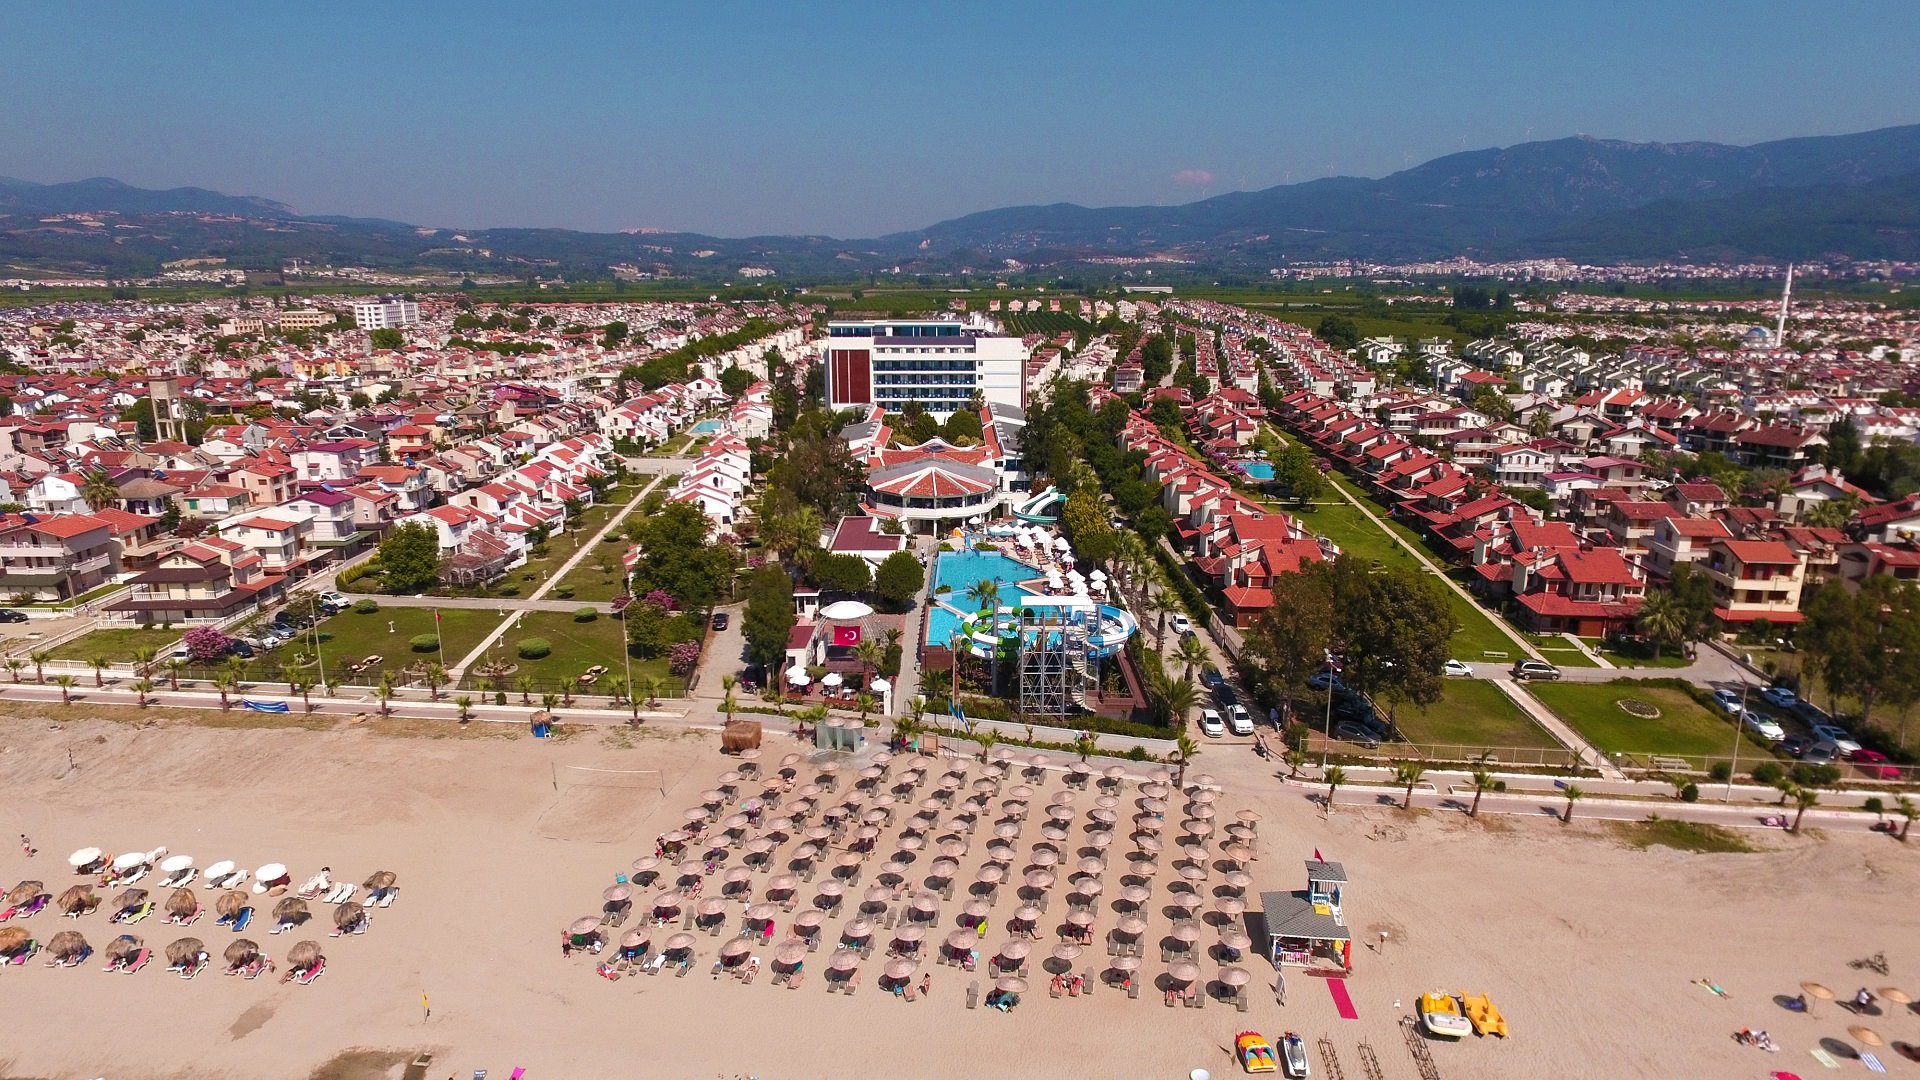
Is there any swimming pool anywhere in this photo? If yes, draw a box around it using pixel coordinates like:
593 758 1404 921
1239 461 1275 481
689 419 722 435
927 549 1042 645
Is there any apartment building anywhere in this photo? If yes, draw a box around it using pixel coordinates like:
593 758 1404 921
821 318 1028 421
1702 539 1806 627
0 512 118 601
353 299 421 330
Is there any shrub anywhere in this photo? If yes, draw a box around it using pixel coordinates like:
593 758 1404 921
494 584 521 597
553 586 575 600
353 599 380 615
182 626 233 664
1679 782 1700 803
409 634 439 652
1125 746 1151 761
1790 762 1841 789
1707 762 1733 783
1863 796 1885 816
573 607 598 623
494 691 508 706
667 640 701 675
517 638 552 660
1750 761 1784 785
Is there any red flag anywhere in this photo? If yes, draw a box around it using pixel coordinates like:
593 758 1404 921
1312 848 1323 862
832 625 861 648
434 610 442 623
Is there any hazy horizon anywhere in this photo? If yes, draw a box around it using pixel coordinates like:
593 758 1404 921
3 1 1916 237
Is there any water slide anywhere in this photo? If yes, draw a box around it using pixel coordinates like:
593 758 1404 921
1013 485 1066 523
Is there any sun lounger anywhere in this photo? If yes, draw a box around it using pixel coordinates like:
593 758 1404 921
1128 979 1139 1000
294 958 325 985
772 969 789 987
845 974 858 996
790 970 805 990
123 902 154 925
326 883 355 904
1236 992 1248 1012
676 959 691 977
967 980 979 1009
159 868 198 889
645 954 666 976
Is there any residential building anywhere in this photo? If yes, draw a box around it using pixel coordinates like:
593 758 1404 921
821 318 1028 420
1702 539 1807 628
0 512 119 601
353 299 421 330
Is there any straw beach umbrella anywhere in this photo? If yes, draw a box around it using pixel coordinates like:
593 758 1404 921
273 897 308 926
0 927 30 955
166 937 206 967
1850 1026 1885 1048
104 934 141 963
56 884 95 915
7 881 44 907
334 902 366 931
774 940 808 968
285 939 322 970
166 888 198 919
663 933 696 956
995 975 1028 994
224 939 259 968
215 891 249 920
47 930 88 960
363 870 397 891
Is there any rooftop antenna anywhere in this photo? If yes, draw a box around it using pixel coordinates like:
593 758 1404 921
1774 263 1794 346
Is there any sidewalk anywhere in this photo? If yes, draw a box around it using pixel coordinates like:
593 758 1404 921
1491 676 1625 779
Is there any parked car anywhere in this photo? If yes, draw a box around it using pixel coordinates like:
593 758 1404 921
1741 711 1785 742
1200 668 1224 691
1759 686 1799 710
1227 704 1253 736
1778 734 1813 758
1332 721 1379 749
1711 689 1744 714
1198 708 1226 739
0 609 26 624
1800 742 1840 765
1170 614 1193 637
1849 749 1902 781
226 641 255 659
1808 724 1861 758
319 591 348 607
1441 659 1473 678
1307 672 1346 692
710 612 730 632
1214 683 1238 708
1510 660 1560 682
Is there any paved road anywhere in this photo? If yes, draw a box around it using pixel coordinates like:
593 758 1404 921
1315 776 1892 834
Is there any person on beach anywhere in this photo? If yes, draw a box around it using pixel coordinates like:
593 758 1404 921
19 834 33 857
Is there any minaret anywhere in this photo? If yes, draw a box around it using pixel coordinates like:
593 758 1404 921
1774 263 1794 346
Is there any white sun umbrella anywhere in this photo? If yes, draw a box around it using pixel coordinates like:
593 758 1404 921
1046 570 1064 589
869 677 891 694
1053 536 1071 552
785 666 811 687
821 672 843 688
819 600 875 621
1089 569 1107 582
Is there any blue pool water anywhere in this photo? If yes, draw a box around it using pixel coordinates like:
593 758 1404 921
927 550 1042 645
1239 461 1275 481
689 419 722 435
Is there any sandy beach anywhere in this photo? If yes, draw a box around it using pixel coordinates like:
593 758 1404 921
0 708 1916 1080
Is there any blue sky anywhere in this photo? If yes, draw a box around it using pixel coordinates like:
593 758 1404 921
2 1 1915 236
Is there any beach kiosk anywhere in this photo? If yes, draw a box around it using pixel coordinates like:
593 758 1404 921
1258 860 1353 972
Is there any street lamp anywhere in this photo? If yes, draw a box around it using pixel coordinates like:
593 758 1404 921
1723 679 1750 802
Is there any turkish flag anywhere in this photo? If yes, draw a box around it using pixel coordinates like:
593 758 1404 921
832 625 862 648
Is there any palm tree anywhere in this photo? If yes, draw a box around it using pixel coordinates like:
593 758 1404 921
223 657 249 692
1393 761 1426 810
293 676 315 711
516 674 535 706
1468 768 1494 817
3 658 23 683
854 692 876 724
541 691 560 716
455 694 474 722
1173 732 1200 786
1323 766 1347 815
1073 729 1097 762
1790 785 1819 834
852 640 882 686
54 673 76 705
87 654 110 688
1561 783 1584 824
132 677 157 707
1146 669 1199 729
975 728 1000 763
29 650 50 684
130 646 157 679
1895 795 1917 842
164 659 185 691
1136 587 1168 651
1175 635 1211 683
640 676 662 708
1284 749 1306 779
722 688 739 724
423 663 446 701
966 578 1000 614
80 468 120 512
211 673 234 710
894 714 922 752
1635 590 1687 661
604 676 627 706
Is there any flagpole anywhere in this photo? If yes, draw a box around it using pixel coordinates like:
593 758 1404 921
435 609 448 675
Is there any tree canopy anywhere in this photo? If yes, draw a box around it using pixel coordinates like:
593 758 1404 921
627 502 735 611
376 522 442 593
873 550 925 609
742 564 796 669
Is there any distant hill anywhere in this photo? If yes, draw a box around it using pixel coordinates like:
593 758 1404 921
2 122 1918 277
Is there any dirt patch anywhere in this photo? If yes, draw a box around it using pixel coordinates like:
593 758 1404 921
228 1001 278 1040
306 1048 415 1080
535 782 662 842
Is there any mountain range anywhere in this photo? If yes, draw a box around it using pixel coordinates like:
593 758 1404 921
4 122 1918 279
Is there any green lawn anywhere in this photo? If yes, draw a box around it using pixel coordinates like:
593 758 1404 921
1533 641 1601 669
1392 677 1561 750
43 626 183 664
1585 638 1692 670
447 498 627 598
466 609 679 697
1527 680 1776 766
307 606 503 685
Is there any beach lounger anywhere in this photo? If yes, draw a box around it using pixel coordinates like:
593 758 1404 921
845 975 857 996
901 982 913 1001
676 959 691 978
1236 992 1248 1012
1051 979 1064 999
326 883 355 904
645 954 666 976
790 970 805 990
374 887 397 908
295 958 325 985
123 902 154 925
967 980 979 1009
159 869 197 889
1081 969 1092 996
881 907 897 929
1128 979 1139 1000
771 969 789 987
